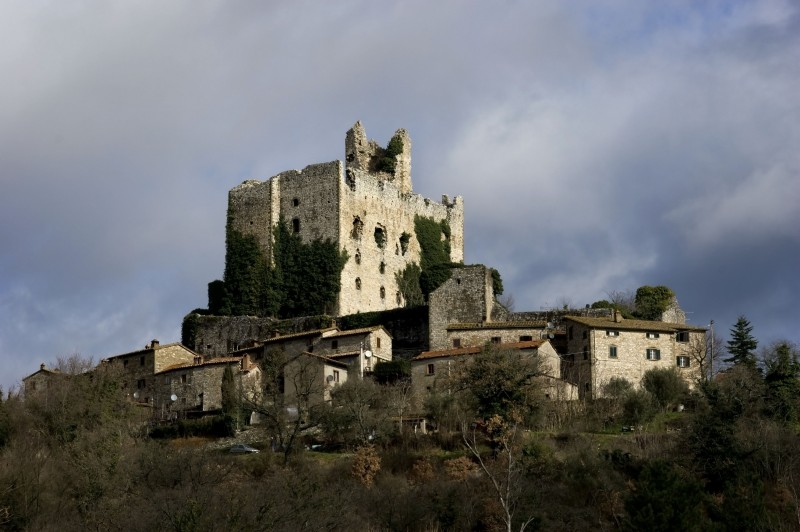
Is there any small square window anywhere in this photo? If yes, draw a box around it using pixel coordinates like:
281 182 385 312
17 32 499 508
426 363 435 375
609 346 618 359
606 330 619 337
453 338 461 348
646 332 660 339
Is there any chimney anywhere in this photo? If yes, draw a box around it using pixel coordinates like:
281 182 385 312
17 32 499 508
151 339 160 349
40 363 46 371
614 310 624 323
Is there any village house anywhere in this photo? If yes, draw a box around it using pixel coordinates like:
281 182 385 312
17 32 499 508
410 339 577 416
153 354 261 420
100 340 200 407
22 363 63 399
563 311 707 399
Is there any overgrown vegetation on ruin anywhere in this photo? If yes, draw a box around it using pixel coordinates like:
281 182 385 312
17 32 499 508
206 218 347 319
374 131 405 174
396 215 458 304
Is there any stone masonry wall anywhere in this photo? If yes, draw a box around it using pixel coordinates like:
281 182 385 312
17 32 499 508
338 165 463 316
190 315 334 358
565 322 704 399
225 123 463 318
428 265 494 351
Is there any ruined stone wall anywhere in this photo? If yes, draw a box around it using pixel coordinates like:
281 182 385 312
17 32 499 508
338 165 463 316
227 179 276 258
428 266 493 351
224 123 463 318
190 315 333 358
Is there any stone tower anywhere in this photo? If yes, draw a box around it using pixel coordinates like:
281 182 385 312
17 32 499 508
226 122 464 316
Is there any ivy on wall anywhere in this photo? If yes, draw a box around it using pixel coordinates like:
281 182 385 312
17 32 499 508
396 215 457 304
205 218 348 319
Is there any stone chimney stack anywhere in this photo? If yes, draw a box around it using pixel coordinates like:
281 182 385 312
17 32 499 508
40 363 46 371
614 310 624 323
151 339 160 349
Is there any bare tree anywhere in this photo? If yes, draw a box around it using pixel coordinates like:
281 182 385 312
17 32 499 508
687 332 724 383
244 350 328 463
462 414 536 532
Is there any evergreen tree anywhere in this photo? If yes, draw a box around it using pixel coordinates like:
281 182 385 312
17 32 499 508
763 341 800 423
725 315 758 368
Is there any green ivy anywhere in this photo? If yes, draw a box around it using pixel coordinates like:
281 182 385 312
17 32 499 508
205 218 347 319
181 311 208 350
375 132 404 174
395 262 424 307
633 285 675 321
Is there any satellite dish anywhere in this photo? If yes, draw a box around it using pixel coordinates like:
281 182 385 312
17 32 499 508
170 394 178 402
546 322 554 329
548 333 555 339
326 375 335 383
364 350 372 358
133 391 140 400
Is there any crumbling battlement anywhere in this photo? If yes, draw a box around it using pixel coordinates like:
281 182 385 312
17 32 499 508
225 122 463 316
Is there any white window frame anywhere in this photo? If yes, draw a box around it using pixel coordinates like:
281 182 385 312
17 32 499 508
646 348 661 361
676 355 690 368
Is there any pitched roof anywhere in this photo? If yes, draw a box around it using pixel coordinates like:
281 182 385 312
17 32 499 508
300 351 350 369
563 316 707 333
447 321 548 330
325 325 392 338
260 328 334 343
415 340 547 361
104 342 191 360
156 356 244 375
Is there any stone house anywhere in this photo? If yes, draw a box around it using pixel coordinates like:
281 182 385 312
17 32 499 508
249 325 392 376
226 121 464 316
22 363 63 399
563 311 707 399
100 340 200 407
153 355 260 419
283 352 350 406
410 339 576 416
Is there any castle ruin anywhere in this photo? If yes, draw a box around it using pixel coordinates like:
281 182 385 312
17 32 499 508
226 121 464 316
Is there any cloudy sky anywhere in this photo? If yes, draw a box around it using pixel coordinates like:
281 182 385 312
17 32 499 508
2 0 798 391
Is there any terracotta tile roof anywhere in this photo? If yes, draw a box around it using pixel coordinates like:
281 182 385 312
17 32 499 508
300 351 350 368
447 321 548 330
563 316 707 333
414 340 547 361
156 356 243 374
326 326 391 338
104 342 190 360
260 328 334 343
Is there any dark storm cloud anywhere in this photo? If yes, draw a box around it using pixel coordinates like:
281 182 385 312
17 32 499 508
2 0 798 391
